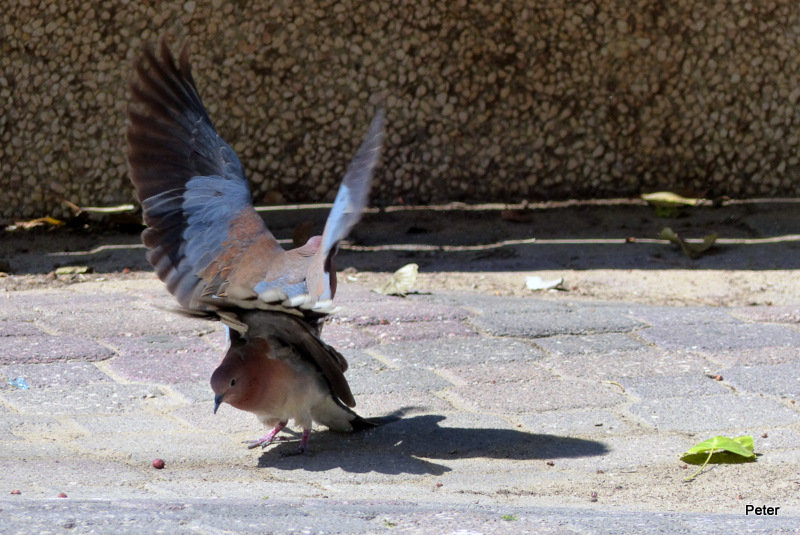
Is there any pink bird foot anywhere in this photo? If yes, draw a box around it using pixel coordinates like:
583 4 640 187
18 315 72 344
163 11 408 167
280 429 312 456
245 421 287 449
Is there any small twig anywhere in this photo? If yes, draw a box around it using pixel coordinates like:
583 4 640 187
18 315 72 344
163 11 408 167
603 380 626 393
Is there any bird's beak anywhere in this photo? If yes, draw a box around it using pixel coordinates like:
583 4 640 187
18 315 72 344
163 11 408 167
213 393 224 414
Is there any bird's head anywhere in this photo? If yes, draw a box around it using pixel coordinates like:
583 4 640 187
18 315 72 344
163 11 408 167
210 334 270 413
210 359 243 414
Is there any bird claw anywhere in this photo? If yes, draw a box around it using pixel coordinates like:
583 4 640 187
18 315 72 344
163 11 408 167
245 439 270 450
280 428 311 456
245 421 287 450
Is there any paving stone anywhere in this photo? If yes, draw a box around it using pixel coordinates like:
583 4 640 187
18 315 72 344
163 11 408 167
145 476 322 500
348 366 452 395
533 332 648 356
35 305 215 338
448 372 626 413
0 292 134 322
0 418 23 440
0 320 43 336
0 383 168 416
756 448 800 466
621 373 730 400
370 337 543 368
704 347 800 368
538 348 713 380
166 381 217 405
4 291 137 309
72 414 189 434
0 458 147 497
719 363 800 399
754 428 800 451
553 433 691 472
363 318 478 345
0 361 112 389
628 394 800 433
520 409 637 437
628 306 741 325
472 303 645 338
0 335 114 365
2 413 83 440
71 432 247 464
638 322 800 351
729 306 800 324
446 361 566 385
431 293 560 314
0 484 157 501
0 301 38 322
335 295 470 326
427 409 522 432
170 401 262 435
305 348 385 374
321 322 379 350
105 334 220 384
347 412 608 463
353 392 456 417
0 440 79 461
335 283 394 302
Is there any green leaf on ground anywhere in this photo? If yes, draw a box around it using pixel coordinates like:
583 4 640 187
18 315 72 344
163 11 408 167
681 435 756 481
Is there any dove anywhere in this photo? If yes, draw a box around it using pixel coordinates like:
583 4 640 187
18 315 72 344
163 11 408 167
126 38 384 453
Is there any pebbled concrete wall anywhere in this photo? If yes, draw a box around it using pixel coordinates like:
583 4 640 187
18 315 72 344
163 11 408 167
3 0 800 220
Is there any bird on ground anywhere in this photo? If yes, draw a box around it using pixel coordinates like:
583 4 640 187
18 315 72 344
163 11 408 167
126 38 384 454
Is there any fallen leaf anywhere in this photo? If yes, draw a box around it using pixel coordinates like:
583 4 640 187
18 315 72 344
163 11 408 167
659 227 718 259
525 275 564 291
681 435 756 481
373 263 419 296
8 216 65 230
55 266 92 275
684 435 754 458
642 192 699 217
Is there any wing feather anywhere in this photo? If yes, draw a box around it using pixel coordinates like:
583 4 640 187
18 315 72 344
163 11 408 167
127 37 384 320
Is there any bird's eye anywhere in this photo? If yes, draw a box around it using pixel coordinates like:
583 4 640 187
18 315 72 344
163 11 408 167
230 379 237 387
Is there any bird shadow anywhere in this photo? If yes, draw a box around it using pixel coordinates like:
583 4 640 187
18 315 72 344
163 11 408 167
257 413 608 475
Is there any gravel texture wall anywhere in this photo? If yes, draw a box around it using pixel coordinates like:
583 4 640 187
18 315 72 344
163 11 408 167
3 1 800 220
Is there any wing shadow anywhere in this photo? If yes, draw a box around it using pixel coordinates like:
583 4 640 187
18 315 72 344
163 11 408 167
257 413 608 475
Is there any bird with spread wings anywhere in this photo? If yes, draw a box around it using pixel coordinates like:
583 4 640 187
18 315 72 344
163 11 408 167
126 38 384 454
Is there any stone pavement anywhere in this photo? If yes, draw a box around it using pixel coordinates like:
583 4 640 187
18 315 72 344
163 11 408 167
1 276 800 534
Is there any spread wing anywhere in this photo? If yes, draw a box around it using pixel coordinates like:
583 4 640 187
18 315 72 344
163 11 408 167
126 38 384 321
